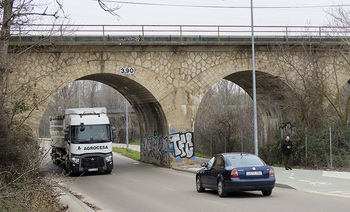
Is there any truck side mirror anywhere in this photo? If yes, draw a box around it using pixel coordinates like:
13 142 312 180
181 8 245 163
111 126 116 140
64 128 69 140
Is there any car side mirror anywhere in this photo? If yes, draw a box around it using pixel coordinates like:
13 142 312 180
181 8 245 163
201 163 208 168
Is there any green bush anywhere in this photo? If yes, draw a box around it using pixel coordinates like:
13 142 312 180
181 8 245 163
260 125 350 170
259 137 283 166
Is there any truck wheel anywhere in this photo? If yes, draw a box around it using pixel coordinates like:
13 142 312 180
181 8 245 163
63 159 69 172
105 170 112 174
51 148 58 165
52 154 57 165
53 154 61 166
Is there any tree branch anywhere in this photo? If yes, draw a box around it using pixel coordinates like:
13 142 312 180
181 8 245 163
98 0 121 19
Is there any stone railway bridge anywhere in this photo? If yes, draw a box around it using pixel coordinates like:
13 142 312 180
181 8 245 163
7 26 350 165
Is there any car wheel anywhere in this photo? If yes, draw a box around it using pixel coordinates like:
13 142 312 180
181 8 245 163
217 179 228 197
196 176 205 192
262 189 272 196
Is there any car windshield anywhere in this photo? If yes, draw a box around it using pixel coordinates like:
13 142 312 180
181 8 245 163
225 154 265 167
71 124 110 144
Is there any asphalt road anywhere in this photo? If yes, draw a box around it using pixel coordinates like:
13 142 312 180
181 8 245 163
52 153 350 212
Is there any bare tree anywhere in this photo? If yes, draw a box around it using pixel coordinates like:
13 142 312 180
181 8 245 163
0 1 124 210
195 79 256 155
327 6 350 43
0 0 66 126
0 0 14 109
267 43 337 129
0 2 70 210
98 0 122 18
326 5 350 124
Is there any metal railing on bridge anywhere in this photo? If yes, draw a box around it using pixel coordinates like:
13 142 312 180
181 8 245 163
8 24 350 43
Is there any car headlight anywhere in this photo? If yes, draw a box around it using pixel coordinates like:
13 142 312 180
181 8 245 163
71 157 80 164
105 154 113 163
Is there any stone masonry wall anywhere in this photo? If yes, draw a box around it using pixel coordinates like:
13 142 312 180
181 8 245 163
7 43 350 165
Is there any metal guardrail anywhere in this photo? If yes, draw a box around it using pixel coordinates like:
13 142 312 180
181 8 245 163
8 24 350 42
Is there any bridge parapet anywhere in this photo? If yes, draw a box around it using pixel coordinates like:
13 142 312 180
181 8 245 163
8 24 350 44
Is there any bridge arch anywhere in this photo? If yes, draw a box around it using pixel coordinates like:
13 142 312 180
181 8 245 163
194 63 295 152
79 73 168 138
79 73 169 164
32 53 172 165
39 72 169 165
225 70 294 144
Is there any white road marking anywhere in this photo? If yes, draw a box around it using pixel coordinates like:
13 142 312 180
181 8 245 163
162 187 175 191
289 173 295 179
209 200 229 208
299 179 331 187
129 178 140 182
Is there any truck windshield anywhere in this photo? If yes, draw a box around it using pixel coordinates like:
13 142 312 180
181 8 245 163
71 124 111 144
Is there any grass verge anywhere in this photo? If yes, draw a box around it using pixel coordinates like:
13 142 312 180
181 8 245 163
195 152 212 159
113 147 140 161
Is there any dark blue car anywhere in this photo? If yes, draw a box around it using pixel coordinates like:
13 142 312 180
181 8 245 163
196 153 275 197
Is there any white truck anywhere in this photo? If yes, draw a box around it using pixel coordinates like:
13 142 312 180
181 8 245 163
50 107 115 174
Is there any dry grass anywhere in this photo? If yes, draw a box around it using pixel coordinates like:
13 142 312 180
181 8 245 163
0 122 64 211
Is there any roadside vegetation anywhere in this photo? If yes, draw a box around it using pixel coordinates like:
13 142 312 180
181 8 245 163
0 1 122 211
260 126 350 171
0 2 64 210
0 121 63 211
113 147 141 161
195 152 211 159
129 141 141 146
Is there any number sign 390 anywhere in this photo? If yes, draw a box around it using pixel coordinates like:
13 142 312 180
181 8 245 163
120 67 135 74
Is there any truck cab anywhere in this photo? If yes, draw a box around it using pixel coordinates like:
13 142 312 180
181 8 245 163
51 108 115 175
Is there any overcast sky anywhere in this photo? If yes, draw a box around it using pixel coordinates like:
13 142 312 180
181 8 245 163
55 0 348 26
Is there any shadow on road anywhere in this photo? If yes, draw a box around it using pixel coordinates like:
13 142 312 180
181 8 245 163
199 189 271 198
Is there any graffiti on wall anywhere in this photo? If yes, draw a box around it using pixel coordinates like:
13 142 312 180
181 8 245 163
141 131 195 164
115 37 141 42
169 132 195 162
280 122 296 138
142 134 169 165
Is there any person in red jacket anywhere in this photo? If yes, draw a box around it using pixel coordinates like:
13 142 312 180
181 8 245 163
281 136 293 170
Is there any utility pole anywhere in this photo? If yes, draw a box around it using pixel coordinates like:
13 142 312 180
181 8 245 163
78 81 81 108
251 0 259 156
125 99 129 150
330 127 332 169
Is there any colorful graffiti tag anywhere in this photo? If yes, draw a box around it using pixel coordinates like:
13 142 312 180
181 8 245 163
141 131 195 164
169 132 195 162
